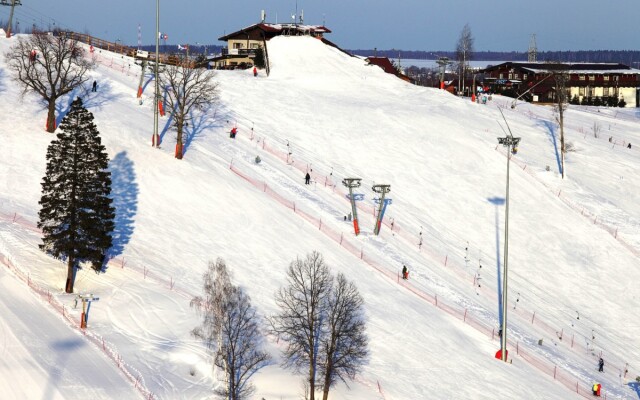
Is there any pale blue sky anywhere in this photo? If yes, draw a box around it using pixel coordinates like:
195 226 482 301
3 0 640 51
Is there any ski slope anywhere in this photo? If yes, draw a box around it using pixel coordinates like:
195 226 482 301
0 32 639 399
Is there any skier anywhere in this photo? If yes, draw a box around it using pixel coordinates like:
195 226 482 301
598 357 604 372
92 80 97 92
627 142 632 149
230 127 237 138
305 172 311 185
592 382 601 396
253 66 258 77
402 265 408 280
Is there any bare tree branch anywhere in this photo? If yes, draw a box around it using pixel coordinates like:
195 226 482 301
5 33 94 132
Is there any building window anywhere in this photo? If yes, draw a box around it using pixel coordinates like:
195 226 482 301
589 75 595 81
508 73 513 79
499 73 504 79
604 75 610 81
579 87 585 96
579 75 585 81
588 87 594 97
523 74 528 80
250 43 260 49
233 42 243 49
603 87 609 96
614 76 619 81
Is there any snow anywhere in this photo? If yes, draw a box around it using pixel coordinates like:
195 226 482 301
1 33 639 399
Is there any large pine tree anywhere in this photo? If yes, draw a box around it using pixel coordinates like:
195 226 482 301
38 97 115 293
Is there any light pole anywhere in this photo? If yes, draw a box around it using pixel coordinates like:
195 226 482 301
496 108 520 362
152 0 160 147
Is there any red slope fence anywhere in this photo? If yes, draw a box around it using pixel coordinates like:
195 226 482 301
228 117 637 378
227 161 625 399
0 252 155 400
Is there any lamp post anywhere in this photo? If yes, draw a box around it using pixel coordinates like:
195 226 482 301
152 0 160 147
496 108 521 362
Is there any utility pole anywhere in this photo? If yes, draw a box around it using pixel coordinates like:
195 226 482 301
1 0 22 38
496 108 521 362
342 178 362 236
371 184 391 235
152 0 160 147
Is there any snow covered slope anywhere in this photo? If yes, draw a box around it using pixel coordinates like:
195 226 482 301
0 33 639 399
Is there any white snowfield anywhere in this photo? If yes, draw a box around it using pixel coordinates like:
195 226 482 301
0 32 639 399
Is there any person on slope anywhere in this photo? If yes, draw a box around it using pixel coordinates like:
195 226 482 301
402 265 409 280
598 357 604 372
305 172 311 185
230 127 237 138
253 66 258 77
592 382 601 396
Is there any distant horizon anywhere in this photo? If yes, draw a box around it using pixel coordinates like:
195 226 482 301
2 0 640 51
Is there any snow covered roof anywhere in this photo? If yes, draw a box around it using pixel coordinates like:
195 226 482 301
484 61 640 75
218 23 331 41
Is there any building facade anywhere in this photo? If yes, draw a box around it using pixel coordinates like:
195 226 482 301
482 62 640 107
212 23 331 69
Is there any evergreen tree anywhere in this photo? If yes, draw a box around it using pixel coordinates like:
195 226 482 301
38 97 115 293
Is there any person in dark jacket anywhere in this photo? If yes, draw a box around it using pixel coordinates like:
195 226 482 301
305 172 311 185
598 357 604 372
628 142 632 149
92 80 97 92
402 265 408 280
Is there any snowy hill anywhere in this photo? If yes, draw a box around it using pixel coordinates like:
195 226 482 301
1 33 639 399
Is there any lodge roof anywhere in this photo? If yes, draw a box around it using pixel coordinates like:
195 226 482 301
483 61 640 75
218 23 331 41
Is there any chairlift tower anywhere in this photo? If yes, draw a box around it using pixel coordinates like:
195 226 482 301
372 184 391 235
342 178 362 235
496 108 521 362
1 0 22 38
78 294 100 329
436 57 450 89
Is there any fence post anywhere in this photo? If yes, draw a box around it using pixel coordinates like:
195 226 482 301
571 334 574 348
340 233 343 245
516 342 519 355
435 295 438 306
444 255 448 266
463 309 467 322
360 248 363 259
554 365 557 379
531 311 536 324
319 219 322 230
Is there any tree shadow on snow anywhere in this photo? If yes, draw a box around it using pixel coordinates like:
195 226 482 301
106 151 138 260
140 73 154 95
629 382 640 399
40 338 84 400
52 80 120 127
183 106 218 156
537 119 563 175
0 68 6 93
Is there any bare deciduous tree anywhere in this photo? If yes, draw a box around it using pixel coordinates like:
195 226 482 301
191 259 271 400
550 65 570 179
319 273 368 400
269 251 332 400
455 23 474 95
270 252 369 400
159 57 219 159
5 33 94 132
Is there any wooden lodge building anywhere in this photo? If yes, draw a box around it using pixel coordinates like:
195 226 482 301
211 22 331 69
482 62 640 107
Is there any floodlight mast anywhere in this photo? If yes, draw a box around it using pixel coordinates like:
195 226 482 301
342 178 362 235
152 0 160 147
496 108 521 362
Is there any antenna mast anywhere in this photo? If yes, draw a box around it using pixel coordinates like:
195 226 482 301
528 34 537 62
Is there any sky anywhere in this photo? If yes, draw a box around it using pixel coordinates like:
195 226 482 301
1 33 640 399
3 0 640 52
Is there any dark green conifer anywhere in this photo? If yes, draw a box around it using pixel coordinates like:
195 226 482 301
38 97 115 293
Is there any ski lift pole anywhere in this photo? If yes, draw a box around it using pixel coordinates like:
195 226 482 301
78 294 100 329
342 178 362 235
372 184 391 235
